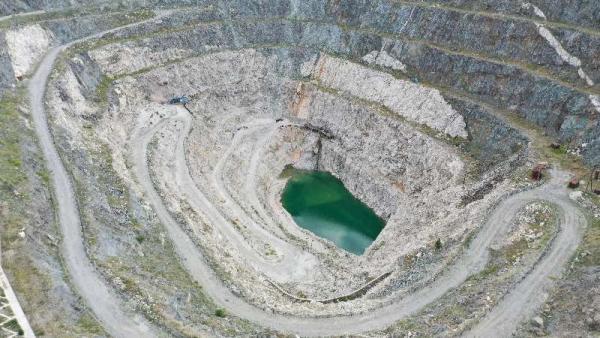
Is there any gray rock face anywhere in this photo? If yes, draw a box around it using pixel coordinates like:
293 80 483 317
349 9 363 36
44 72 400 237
0 32 15 91
48 0 596 164
531 316 544 328
0 0 140 15
299 85 465 219
427 0 600 31
65 53 103 101
90 23 525 172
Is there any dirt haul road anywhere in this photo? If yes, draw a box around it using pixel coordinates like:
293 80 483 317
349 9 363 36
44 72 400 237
466 170 586 337
29 16 586 338
27 12 171 338
128 106 586 336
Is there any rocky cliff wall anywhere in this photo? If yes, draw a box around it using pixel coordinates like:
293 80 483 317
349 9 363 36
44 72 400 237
88 27 525 173
425 0 600 31
4 0 599 162
0 33 15 91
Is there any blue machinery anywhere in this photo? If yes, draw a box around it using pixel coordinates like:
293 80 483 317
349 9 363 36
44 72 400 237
169 95 190 105
169 95 192 114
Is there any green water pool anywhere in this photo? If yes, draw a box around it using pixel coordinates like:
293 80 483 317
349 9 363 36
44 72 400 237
280 169 385 255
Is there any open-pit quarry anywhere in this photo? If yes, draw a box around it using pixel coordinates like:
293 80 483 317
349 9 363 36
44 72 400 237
1 1 600 337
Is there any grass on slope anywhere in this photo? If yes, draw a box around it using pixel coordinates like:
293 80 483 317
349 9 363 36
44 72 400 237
0 92 105 336
0 94 26 337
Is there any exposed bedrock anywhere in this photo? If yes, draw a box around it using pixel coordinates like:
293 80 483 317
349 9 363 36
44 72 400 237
74 0 598 164
90 25 527 166
0 32 16 90
0 9 155 92
44 38 524 318
5 0 599 34
423 0 600 31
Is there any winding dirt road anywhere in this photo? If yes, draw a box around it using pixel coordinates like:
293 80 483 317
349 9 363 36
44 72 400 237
466 171 586 337
27 13 169 338
127 106 586 336
28 16 586 337
0 10 45 23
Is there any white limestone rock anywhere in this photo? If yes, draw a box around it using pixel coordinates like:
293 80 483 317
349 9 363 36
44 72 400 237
362 50 407 72
310 54 468 138
5 24 52 77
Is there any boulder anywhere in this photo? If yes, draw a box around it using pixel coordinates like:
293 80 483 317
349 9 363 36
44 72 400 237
531 316 544 328
549 142 561 149
587 313 600 330
568 178 580 188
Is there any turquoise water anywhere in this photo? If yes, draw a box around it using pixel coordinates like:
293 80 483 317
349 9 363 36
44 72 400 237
281 169 385 255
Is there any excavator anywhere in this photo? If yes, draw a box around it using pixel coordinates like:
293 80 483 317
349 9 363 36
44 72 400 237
168 95 190 105
168 95 192 114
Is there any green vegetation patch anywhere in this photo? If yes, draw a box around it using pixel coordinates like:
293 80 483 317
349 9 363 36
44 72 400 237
94 74 115 107
578 213 600 267
2 318 22 333
0 92 106 336
0 96 27 192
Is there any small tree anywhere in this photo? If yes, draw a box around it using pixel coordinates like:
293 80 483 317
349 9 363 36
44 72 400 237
435 238 442 250
215 308 227 317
